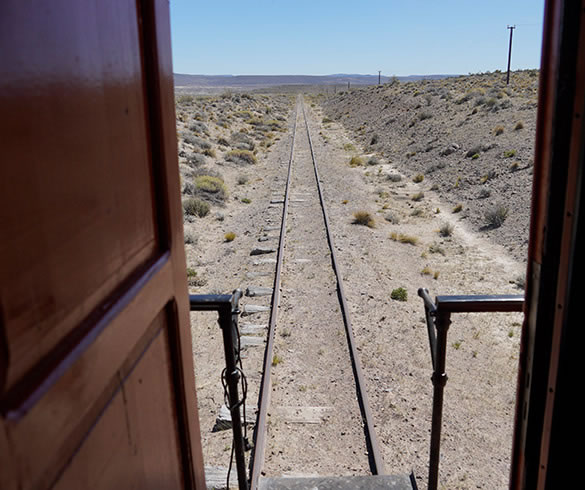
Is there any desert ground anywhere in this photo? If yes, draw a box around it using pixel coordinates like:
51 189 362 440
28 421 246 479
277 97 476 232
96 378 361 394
177 70 536 489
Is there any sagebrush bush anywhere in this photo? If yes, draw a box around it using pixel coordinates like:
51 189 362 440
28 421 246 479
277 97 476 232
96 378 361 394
176 94 194 104
439 223 454 237
226 149 257 165
485 205 509 228
183 198 210 217
186 153 206 167
194 175 228 201
349 156 364 167
184 230 198 245
237 174 249 185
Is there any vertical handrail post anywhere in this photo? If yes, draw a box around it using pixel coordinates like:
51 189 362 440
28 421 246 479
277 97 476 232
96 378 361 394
428 310 451 490
419 288 438 369
217 293 249 490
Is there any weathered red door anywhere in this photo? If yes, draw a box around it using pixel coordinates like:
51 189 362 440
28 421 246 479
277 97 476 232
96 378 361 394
0 1 205 488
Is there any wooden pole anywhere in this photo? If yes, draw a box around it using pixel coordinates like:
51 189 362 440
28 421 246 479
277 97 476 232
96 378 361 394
507 25 516 85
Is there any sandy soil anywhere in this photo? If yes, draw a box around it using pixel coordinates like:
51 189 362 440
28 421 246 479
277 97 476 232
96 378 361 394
177 76 533 489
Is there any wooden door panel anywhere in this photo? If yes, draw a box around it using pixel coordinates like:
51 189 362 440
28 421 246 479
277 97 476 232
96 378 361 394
0 0 158 392
53 314 184 490
0 1 205 489
3 260 172 488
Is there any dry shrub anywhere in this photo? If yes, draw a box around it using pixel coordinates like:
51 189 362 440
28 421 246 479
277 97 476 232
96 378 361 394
352 211 375 228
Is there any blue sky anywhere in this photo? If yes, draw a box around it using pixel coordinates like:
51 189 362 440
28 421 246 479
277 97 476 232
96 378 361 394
170 1 545 76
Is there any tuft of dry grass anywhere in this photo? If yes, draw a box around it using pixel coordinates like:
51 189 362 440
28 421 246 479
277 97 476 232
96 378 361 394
353 211 375 228
390 232 418 245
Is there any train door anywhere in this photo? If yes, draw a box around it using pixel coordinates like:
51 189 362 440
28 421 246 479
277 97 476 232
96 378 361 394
0 1 205 488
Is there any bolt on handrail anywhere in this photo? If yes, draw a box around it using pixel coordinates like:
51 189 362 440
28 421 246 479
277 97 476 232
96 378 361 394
189 289 249 490
417 288 524 490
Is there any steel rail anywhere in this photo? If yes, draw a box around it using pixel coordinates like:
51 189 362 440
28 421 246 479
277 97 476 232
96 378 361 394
248 100 298 490
301 100 386 475
249 97 386 488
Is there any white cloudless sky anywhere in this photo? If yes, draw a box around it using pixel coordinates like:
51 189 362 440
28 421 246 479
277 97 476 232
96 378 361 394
169 0 545 76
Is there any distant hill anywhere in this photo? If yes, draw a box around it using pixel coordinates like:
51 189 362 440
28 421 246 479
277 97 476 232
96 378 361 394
173 73 458 93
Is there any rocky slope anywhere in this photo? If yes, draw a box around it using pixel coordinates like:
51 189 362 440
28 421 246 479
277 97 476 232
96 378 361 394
320 70 539 264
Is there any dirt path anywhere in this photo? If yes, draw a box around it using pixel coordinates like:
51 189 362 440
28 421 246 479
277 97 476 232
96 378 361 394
187 94 525 489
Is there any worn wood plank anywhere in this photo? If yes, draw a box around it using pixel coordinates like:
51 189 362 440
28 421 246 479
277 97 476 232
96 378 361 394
213 404 258 432
246 286 273 297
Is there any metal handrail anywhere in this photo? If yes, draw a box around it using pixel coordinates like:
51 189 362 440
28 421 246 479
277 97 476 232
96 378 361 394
417 288 524 490
190 290 248 490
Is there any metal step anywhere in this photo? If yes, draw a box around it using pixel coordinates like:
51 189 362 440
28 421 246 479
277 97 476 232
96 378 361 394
258 474 417 490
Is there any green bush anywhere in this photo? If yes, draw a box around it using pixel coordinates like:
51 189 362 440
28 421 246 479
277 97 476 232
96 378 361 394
391 287 408 301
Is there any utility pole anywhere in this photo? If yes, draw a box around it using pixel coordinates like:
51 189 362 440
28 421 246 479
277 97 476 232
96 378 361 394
378 70 381 85
506 25 516 85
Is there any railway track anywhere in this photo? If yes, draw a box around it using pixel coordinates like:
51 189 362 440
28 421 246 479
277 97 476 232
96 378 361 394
248 96 385 488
